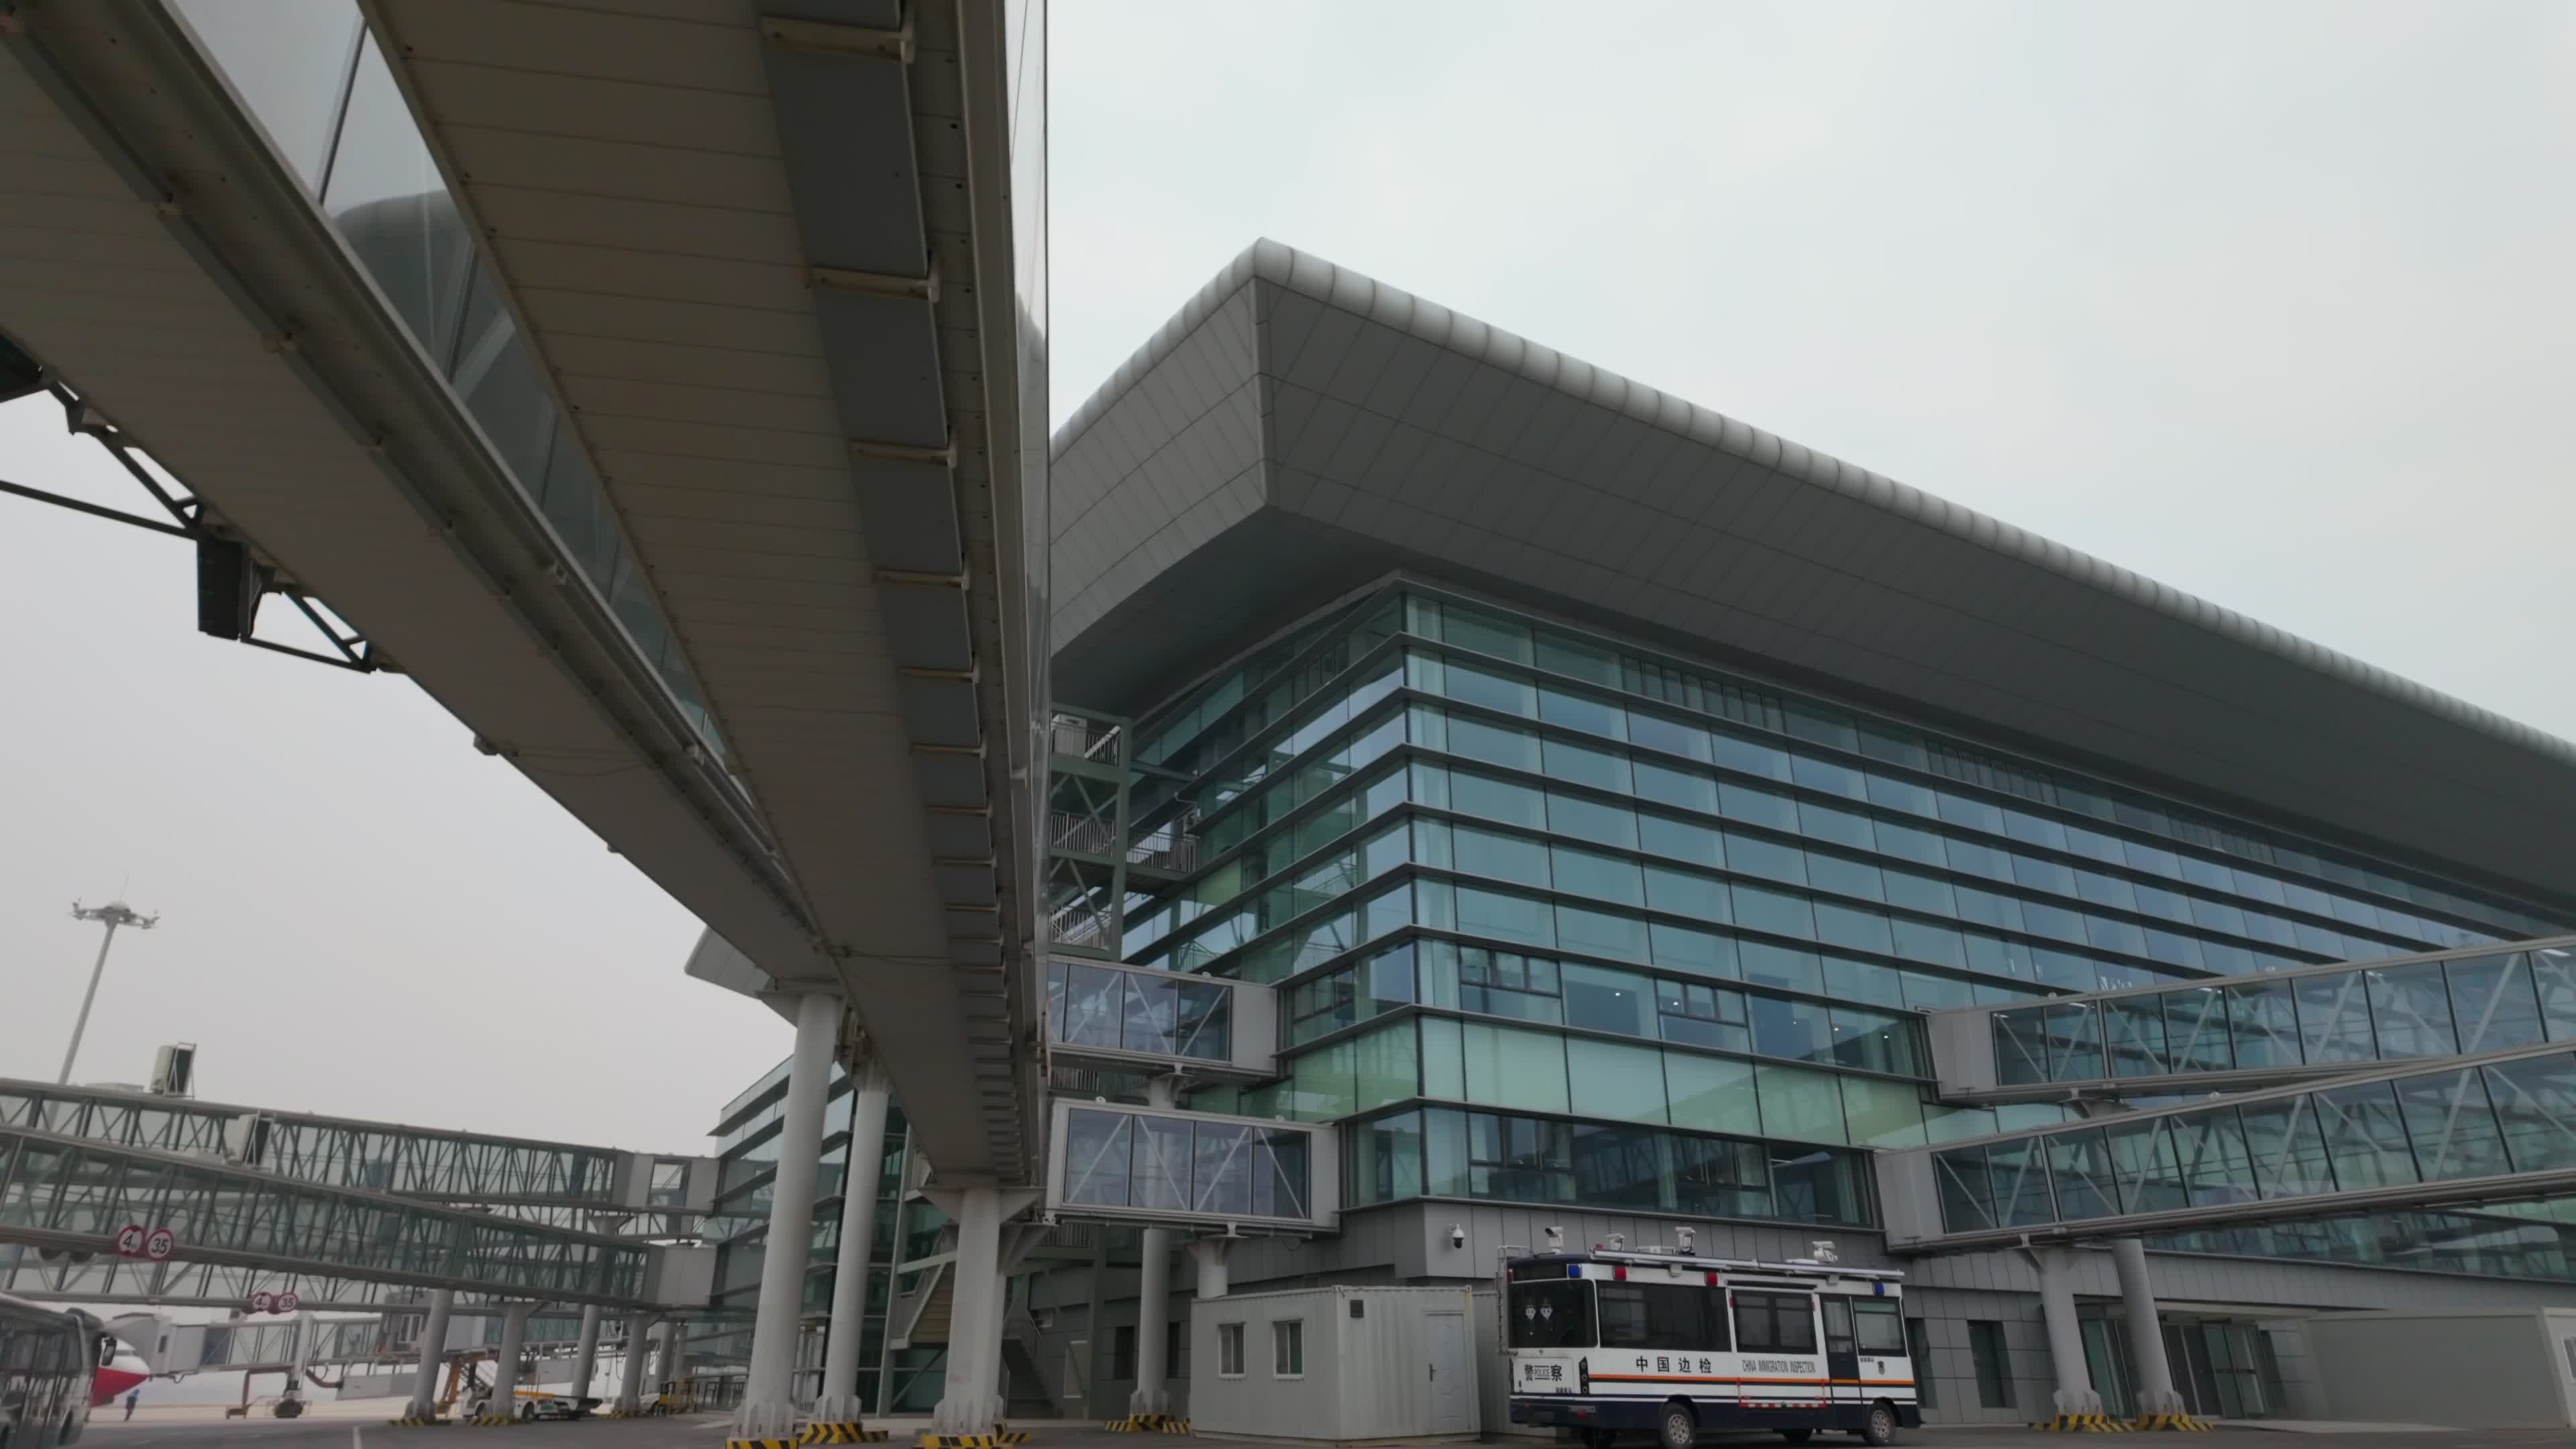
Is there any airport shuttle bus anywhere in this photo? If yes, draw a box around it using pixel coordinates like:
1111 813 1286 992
1504 1246 1917 1448
0 1294 109 1447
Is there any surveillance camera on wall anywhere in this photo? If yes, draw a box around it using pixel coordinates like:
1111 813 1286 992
1447 1224 1466 1250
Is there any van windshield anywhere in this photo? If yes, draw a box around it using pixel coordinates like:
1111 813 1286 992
1508 1279 1594 1348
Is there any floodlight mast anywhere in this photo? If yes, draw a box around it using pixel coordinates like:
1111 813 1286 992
60 900 158 1085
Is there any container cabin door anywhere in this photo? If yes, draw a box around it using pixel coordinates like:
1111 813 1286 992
1426 1311 1472 1435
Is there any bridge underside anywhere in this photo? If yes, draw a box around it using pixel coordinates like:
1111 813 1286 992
0 1 1040 1183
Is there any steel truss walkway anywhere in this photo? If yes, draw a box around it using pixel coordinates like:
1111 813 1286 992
0 1078 712 1218
1877 1039 2576 1251
0 1125 692 1307
1925 936 2576 1104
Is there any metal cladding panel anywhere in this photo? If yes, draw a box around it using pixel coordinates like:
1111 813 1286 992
1051 241 2576 908
760 48 926 278
641 1242 715 1309
1872 1150 1945 1251
1925 1010 2000 1098
851 450 968 574
813 290 949 448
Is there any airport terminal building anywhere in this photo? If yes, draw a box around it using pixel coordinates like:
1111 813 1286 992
5 0 2569 1428
688 241 2576 1428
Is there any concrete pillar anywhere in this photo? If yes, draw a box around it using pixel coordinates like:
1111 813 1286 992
1084 1226 1111 1419
402 1289 454 1419
570 1305 604 1409
2112 1238 2185 1416
1187 1238 1235 1301
733 990 841 1440
2025 1246 2103 1417
816 1062 893 1424
485 1303 532 1422
926 1186 1040 1435
1129 1230 1173 1415
614 1311 651 1414
663 1320 690 1401
1129 1073 1182 1417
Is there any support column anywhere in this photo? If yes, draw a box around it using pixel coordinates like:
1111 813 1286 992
570 1305 604 1411
484 1304 532 1424
2112 1238 2186 1417
733 990 841 1442
1128 1074 1183 1417
1187 1238 1235 1301
664 1322 690 1405
613 1312 651 1415
926 1185 1040 1436
402 1290 454 1420
2024 1246 2103 1419
1128 1230 1172 1415
815 1062 893 1426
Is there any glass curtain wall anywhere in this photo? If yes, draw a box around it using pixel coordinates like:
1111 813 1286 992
1111 583 2572 1229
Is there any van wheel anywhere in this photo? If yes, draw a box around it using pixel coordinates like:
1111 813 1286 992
1658 1401 1695 1449
1778 1432 1811 1446
1861 1399 1898 1446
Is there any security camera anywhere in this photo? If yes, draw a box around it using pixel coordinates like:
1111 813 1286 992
1448 1224 1466 1250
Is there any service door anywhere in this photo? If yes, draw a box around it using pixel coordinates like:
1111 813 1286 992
1821 1296 1859 1412
1426 1311 1472 1435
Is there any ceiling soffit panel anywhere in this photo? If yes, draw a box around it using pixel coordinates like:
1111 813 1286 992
1051 241 2576 904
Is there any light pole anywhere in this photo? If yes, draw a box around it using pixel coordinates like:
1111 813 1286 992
61 900 157 1085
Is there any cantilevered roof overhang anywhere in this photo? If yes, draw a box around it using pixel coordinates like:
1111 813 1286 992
0 2 1040 1183
1051 240 2576 907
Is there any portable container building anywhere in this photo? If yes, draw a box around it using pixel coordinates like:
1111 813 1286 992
1188 1285 1480 1442
2305 1307 2576 1428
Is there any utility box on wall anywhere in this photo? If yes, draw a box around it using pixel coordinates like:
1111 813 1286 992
2306 1307 2576 1428
1189 1286 1479 1442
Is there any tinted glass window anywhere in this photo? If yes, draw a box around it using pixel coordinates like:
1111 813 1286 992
1508 1279 1593 1348
1854 1299 1907 1354
1731 1291 1817 1353
1821 1295 1854 1354
1599 1283 1712 1350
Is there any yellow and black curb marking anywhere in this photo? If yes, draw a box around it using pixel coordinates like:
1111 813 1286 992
384 1417 452 1428
463 1417 519 1428
916 1433 1032 1448
2029 1413 2121 1432
800 1426 891 1444
724 1439 802 1449
2130 1413 2216 1432
1103 1415 1188 1433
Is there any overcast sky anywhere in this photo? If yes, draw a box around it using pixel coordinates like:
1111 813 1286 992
2 0 2570 1153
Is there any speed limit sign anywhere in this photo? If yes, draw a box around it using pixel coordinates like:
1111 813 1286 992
275 1292 301 1314
144 1228 176 1261
114 1224 146 1258
250 1290 276 1313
